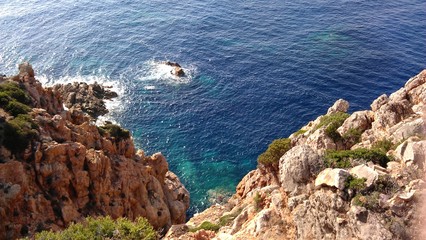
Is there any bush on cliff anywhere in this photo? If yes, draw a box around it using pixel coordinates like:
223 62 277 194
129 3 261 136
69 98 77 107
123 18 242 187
324 148 390 168
0 82 31 104
257 138 292 168
315 112 350 142
35 216 157 240
98 123 130 140
0 82 32 117
2 114 38 154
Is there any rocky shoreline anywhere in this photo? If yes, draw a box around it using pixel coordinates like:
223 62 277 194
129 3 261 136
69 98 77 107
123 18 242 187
165 70 426 240
0 63 190 239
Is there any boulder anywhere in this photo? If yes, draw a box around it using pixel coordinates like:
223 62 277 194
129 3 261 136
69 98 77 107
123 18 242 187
371 94 389 112
349 164 378 187
315 168 350 190
306 128 336 151
279 145 322 193
327 99 349 115
390 117 425 142
337 110 374 136
394 140 426 170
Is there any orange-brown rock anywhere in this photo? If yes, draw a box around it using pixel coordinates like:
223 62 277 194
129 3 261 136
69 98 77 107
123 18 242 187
0 64 190 239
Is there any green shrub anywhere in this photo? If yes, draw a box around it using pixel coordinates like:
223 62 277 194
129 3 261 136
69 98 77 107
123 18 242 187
345 176 366 191
373 175 399 195
372 139 396 152
315 112 349 142
2 114 38 154
342 128 362 145
218 208 242 227
352 191 380 210
36 216 157 240
257 138 292 167
189 221 221 233
324 148 390 168
253 192 262 211
99 123 130 140
5 100 31 116
293 129 307 137
0 82 31 105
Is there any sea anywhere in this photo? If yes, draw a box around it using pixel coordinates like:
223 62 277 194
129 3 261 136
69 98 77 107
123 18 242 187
1 0 425 216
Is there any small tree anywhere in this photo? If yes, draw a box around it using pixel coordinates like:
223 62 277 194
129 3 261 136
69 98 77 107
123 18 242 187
257 138 292 170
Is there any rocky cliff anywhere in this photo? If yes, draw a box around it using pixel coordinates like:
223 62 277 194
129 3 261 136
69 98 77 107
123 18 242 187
0 63 190 239
165 70 426 240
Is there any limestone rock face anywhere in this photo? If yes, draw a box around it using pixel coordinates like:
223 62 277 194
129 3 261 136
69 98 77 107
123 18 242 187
279 145 322 193
337 110 374 136
327 99 349 115
315 168 350 190
349 164 378 187
0 65 189 239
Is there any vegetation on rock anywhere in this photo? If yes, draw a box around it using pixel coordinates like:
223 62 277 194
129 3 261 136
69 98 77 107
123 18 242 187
1 114 38 154
0 82 32 116
324 148 390 168
342 128 363 145
315 112 349 142
35 216 157 240
98 123 131 140
189 221 221 233
218 208 243 227
257 138 292 168
345 176 366 191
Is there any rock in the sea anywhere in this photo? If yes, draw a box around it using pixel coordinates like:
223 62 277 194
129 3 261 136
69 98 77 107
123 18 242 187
315 168 350 190
53 82 118 118
327 99 349 115
171 67 185 77
163 61 185 77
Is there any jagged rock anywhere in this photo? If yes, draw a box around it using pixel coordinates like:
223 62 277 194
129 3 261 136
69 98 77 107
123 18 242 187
394 139 426 170
349 164 378 187
337 110 374 136
0 64 189 239
371 94 389 112
315 168 350 190
372 98 414 130
163 171 190 224
163 224 189 239
390 117 425 142
279 145 322 193
327 99 349 115
306 128 337 151
53 82 118 118
236 168 277 198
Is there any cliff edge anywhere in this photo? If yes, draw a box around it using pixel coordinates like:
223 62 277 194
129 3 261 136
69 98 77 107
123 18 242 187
166 70 426 240
0 63 190 239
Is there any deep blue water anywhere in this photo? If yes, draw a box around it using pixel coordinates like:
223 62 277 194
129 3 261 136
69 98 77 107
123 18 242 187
1 0 425 215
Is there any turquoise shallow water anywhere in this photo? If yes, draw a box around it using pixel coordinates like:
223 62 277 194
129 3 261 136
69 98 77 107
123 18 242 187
1 0 425 215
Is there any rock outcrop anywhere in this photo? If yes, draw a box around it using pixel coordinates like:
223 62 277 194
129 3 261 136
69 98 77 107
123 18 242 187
0 63 189 239
165 70 426 239
53 82 118 118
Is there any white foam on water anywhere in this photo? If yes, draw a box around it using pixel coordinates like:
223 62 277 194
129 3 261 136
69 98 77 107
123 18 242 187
138 60 196 85
144 85 156 90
